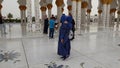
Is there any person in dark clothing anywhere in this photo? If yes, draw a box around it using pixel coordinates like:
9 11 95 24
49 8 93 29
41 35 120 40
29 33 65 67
57 14 72 60
0 14 3 24
71 19 75 40
43 16 49 34
0 14 4 35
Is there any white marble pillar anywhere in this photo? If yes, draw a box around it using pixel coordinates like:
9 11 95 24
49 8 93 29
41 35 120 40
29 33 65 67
86 12 90 32
20 11 23 24
110 12 116 27
102 4 107 28
27 0 32 32
106 4 110 27
48 9 51 19
46 0 52 19
97 9 103 31
98 13 102 26
72 0 77 26
81 8 86 33
0 0 3 14
57 6 62 23
40 0 47 32
18 0 27 35
110 0 117 27
98 0 103 27
41 11 46 20
86 0 92 32
117 11 120 27
23 11 26 24
22 10 27 35
76 0 81 33
55 0 63 27
34 0 40 32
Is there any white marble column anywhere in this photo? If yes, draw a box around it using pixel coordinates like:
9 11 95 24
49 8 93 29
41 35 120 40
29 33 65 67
97 9 103 31
34 0 40 32
72 0 77 26
81 8 86 33
117 0 120 28
57 6 62 22
0 0 3 14
40 0 47 32
110 11 116 27
98 11 102 26
98 0 103 27
20 10 23 24
86 0 92 32
18 0 27 35
86 11 90 32
117 11 120 27
109 0 117 27
106 4 110 27
27 0 32 32
102 0 113 29
81 1 88 33
55 0 63 27
40 6 47 33
41 11 46 20
48 9 51 19
102 4 107 28
46 0 52 19
76 0 81 34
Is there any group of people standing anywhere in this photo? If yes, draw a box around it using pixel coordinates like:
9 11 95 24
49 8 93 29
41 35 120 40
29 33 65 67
43 13 75 60
43 15 58 39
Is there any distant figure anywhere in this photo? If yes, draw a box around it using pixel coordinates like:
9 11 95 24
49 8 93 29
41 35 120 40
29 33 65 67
57 14 72 60
49 16 55 38
0 14 6 35
43 15 49 34
54 17 58 32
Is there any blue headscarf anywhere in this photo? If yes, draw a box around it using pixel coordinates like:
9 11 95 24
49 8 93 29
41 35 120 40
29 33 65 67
60 14 66 24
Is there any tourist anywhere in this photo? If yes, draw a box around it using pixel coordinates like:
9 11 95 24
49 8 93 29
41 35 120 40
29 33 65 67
57 14 72 60
43 15 49 34
49 16 55 38
0 14 6 36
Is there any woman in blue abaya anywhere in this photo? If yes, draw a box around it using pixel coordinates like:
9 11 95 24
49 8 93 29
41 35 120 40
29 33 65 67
57 14 72 60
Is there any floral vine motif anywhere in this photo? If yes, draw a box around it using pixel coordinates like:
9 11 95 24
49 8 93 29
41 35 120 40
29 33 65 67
45 62 70 68
0 50 21 63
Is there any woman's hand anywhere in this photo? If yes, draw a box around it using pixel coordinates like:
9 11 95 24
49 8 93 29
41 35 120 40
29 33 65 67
61 39 64 43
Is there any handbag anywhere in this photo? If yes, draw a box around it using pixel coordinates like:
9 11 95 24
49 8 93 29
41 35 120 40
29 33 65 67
69 30 73 40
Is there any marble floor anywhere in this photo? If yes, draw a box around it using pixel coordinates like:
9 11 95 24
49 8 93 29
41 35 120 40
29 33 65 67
0 23 120 68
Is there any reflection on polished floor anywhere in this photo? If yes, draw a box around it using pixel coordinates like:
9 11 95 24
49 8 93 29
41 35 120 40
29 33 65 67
0 23 120 68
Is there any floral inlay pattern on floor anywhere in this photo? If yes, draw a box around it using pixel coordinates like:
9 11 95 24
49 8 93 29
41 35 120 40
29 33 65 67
45 62 70 68
118 44 120 46
0 50 21 63
45 62 103 68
